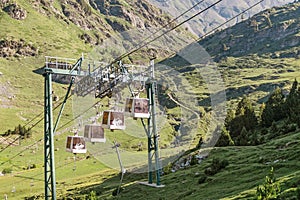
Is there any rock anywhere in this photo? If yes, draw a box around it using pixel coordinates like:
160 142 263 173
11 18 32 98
0 71 3 76
0 0 10 7
0 39 37 58
3 3 27 20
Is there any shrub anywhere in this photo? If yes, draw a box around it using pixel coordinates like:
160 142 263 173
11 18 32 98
89 191 97 200
198 176 207 184
163 162 173 175
2 167 12 174
112 187 123 196
204 158 229 176
297 186 300 200
256 167 281 200
190 155 198 166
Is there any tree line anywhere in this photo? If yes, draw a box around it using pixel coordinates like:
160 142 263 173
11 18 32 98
216 79 299 147
3 124 32 139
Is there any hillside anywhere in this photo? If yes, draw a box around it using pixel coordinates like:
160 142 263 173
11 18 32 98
0 0 191 133
0 1 300 200
150 0 295 36
199 2 300 59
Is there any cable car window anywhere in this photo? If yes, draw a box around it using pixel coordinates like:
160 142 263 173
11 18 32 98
72 137 85 150
110 112 124 126
134 99 149 114
102 111 109 125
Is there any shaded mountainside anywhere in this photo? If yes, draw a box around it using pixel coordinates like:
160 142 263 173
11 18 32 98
160 2 300 79
199 2 300 60
150 0 294 36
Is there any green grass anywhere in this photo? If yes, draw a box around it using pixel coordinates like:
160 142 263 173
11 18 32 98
33 128 298 200
1 1 300 199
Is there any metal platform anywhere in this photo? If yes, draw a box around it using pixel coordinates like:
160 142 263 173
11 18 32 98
138 181 165 188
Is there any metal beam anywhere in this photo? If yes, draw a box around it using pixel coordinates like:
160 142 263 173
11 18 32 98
43 69 56 200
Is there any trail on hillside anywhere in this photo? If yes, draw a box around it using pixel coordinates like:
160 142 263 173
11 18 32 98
167 92 200 120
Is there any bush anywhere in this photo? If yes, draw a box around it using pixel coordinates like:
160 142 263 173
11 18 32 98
204 158 229 176
2 167 12 174
112 187 123 196
297 186 300 200
163 162 173 175
88 191 97 200
256 167 280 200
190 155 198 166
198 176 207 184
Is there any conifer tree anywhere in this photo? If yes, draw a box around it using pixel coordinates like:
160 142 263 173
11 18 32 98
228 96 258 141
215 126 234 147
261 87 284 127
284 79 299 124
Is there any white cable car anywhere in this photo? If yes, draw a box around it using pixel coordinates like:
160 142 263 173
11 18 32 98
84 124 106 143
102 110 125 130
66 135 87 154
125 98 150 118
102 69 109 82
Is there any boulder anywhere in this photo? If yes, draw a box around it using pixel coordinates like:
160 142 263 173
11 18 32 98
3 3 27 20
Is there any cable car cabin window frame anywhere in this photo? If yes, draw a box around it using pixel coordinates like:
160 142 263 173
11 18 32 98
84 124 106 143
125 98 150 119
102 111 126 130
66 136 87 154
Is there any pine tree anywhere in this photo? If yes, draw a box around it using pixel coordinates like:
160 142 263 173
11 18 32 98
224 109 235 131
228 96 258 141
261 87 284 127
215 126 234 147
256 167 281 199
236 126 248 146
284 79 299 124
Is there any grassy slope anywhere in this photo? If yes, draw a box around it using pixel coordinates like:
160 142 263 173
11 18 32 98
50 128 300 199
0 1 300 200
49 3 300 200
0 0 192 199
0 0 91 132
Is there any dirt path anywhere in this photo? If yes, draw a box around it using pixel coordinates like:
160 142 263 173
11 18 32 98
167 93 200 120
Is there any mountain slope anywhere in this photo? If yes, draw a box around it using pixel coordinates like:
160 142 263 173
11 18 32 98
0 1 300 199
150 0 294 36
199 2 300 59
0 0 187 133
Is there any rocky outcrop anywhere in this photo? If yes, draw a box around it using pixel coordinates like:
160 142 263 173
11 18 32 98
89 0 174 30
2 3 27 20
0 39 38 58
150 0 295 36
197 3 300 59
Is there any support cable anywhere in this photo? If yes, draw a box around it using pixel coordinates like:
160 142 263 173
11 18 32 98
0 0 265 174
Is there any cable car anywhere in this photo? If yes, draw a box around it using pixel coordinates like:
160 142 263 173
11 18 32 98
84 124 106 143
102 69 109 82
102 110 125 130
66 135 87 154
125 98 150 118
